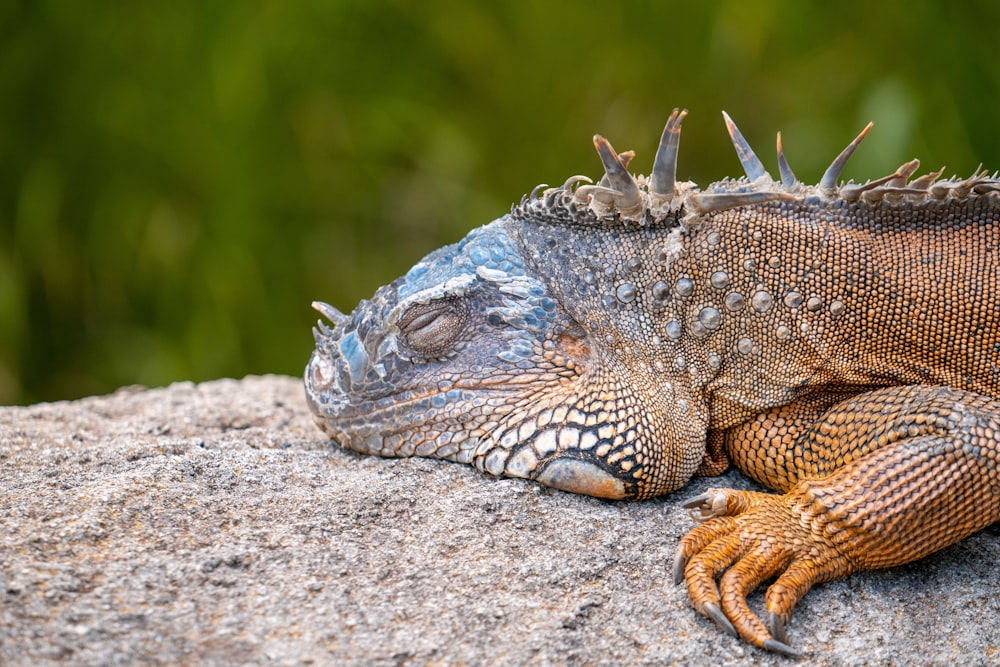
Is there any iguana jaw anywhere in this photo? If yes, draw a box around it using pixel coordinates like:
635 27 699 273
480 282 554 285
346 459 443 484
306 344 669 499
305 309 642 497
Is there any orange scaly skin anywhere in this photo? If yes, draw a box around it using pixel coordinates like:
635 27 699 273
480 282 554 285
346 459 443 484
677 387 1000 654
305 110 1000 655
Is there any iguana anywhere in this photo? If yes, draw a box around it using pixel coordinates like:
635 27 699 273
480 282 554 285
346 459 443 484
304 109 1000 656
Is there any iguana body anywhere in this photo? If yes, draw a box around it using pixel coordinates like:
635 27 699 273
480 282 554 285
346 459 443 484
304 109 1000 655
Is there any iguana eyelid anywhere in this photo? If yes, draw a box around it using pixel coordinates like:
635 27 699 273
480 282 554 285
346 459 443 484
385 274 476 330
398 302 468 355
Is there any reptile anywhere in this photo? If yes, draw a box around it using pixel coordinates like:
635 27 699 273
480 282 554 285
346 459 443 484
303 108 1000 656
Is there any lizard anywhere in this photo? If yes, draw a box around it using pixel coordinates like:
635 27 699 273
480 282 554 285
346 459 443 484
303 108 1000 656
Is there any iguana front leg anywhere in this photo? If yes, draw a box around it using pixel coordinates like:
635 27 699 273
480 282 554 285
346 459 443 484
675 386 1000 655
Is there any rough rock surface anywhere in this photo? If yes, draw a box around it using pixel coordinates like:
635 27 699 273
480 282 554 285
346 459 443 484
1 375 997 666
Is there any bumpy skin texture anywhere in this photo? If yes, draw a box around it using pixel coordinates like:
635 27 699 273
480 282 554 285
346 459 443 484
305 112 1000 655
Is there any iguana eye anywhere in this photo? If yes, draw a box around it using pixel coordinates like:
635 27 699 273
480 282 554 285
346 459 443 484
398 300 468 355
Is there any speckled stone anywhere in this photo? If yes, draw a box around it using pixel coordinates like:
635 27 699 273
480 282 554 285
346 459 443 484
0 375 996 666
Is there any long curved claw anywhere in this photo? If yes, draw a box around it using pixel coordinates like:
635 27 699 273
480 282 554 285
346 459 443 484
769 611 789 645
682 490 732 520
672 549 688 586
703 602 738 638
762 638 802 658
819 121 873 189
681 492 713 510
722 111 770 182
719 549 791 648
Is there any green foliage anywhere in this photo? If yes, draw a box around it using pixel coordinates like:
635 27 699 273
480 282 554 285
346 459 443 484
3 1 999 403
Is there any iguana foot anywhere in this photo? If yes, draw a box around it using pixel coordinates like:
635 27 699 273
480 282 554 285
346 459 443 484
673 488 849 656
675 387 1000 655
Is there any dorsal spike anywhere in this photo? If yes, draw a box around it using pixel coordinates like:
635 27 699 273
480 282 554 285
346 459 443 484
819 121 873 190
952 164 986 197
529 183 548 200
721 111 769 182
907 166 946 190
776 131 797 187
888 159 920 187
650 108 688 197
592 135 640 206
839 159 921 202
543 187 563 207
973 182 1000 194
560 174 592 192
312 301 350 327
598 151 636 187
687 190 801 216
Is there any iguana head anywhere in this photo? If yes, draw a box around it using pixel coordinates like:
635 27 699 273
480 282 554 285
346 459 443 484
305 213 708 499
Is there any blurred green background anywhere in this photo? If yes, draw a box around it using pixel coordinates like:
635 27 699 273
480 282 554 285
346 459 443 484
3 1 999 404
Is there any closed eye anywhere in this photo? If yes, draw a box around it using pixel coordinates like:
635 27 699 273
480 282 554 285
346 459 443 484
398 299 468 356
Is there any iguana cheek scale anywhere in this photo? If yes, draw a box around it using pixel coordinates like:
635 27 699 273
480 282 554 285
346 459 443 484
304 109 1000 656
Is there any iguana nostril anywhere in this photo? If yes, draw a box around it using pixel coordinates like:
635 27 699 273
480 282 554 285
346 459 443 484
308 353 335 392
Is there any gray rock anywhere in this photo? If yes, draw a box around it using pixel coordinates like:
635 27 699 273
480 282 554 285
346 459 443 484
1 375 997 665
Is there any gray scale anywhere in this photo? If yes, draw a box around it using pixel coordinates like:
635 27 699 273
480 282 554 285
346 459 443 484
699 306 721 330
725 292 746 312
651 281 670 301
784 291 803 308
737 337 753 355
616 283 637 303
710 271 730 290
751 291 773 313
675 278 694 297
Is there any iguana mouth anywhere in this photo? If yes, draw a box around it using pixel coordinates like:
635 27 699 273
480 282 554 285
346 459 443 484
308 363 634 498
306 326 640 498
305 345 533 420
305 341 543 459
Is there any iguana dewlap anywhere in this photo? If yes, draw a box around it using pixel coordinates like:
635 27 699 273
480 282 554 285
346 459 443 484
304 109 1000 656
